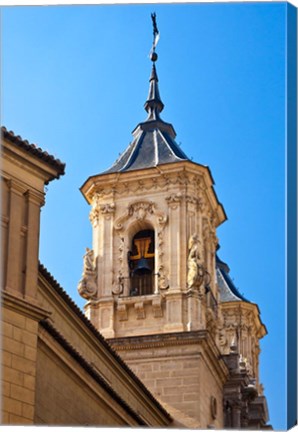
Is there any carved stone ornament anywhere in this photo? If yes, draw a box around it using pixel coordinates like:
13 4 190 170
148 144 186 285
158 272 169 291
129 201 154 221
165 192 183 209
89 207 100 227
100 203 116 215
77 248 97 300
114 200 167 231
185 195 199 205
112 271 124 296
89 195 115 225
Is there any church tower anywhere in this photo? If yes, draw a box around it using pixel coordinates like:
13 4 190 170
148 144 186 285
78 15 270 429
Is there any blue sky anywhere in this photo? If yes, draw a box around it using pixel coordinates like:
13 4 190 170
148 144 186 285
2 3 287 429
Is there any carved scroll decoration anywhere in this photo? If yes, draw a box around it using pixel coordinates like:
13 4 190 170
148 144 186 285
114 200 167 231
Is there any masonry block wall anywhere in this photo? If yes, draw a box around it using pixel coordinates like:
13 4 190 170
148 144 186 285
1 307 39 424
109 332 229 429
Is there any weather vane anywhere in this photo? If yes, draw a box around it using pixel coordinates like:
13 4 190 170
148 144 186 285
150 12 160 62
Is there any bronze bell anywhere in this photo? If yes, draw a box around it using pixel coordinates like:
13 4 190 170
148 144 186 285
133 257 152 275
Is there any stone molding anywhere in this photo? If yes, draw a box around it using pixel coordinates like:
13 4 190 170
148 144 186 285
3 290 51 322
109 329 211 350
88 171 204 199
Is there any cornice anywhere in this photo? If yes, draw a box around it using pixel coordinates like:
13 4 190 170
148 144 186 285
2 126 65 178
2 290 51 321
2 138 65 186
82 162 210 199
81 163 226 227
108 330 209 351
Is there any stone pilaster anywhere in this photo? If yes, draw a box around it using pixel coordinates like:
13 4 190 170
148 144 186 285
5 180 25 295
24 190 44 299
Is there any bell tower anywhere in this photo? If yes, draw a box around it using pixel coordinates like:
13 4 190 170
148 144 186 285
78 15 270 429
79 15 226 338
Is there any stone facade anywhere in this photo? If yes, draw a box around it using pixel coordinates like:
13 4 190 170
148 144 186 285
80 161 225 339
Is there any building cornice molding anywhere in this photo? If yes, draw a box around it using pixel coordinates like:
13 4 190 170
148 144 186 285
81 162 226 226
2 127 65 179
2 290 51 322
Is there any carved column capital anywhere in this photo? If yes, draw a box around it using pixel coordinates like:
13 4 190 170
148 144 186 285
100 203 116 220
165 192 183 209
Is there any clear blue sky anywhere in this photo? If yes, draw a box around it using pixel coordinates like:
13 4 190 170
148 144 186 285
2 3 287 429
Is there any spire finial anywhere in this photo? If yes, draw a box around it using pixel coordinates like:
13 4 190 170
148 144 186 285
150 12 159 62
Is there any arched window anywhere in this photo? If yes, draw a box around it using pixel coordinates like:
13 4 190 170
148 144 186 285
128 229 155 296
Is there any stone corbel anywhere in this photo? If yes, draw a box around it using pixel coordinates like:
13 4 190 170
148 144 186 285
152 297 163 318
134 301 145 319
117 304 128 321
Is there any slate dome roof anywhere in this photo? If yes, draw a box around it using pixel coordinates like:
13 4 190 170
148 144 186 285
216 254 250 303
104 60 190 174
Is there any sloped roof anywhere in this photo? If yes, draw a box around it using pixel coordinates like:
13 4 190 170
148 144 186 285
216 255 249 303
40 319 146 426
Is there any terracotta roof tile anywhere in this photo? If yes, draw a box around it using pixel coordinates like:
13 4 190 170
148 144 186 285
40 319 146 425
2 126 65 178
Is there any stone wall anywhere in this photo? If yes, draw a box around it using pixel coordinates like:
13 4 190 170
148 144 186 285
34 329 138 426
109 331 228 428
1 305 40 424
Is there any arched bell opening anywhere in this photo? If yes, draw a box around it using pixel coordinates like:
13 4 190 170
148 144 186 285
128 229 155 296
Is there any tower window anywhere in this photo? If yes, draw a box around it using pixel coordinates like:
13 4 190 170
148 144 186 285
128 229 155 296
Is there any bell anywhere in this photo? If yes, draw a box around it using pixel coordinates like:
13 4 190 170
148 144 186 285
133 257 152 275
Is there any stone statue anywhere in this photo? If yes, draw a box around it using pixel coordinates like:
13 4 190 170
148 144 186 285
78 247 97 300
187 234 205 289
